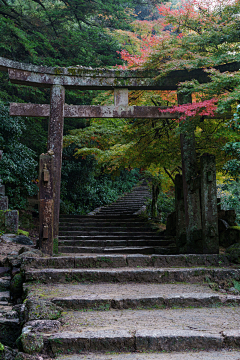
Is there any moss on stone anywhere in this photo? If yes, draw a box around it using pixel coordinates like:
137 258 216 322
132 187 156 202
17 229 29 237
230 226 240 231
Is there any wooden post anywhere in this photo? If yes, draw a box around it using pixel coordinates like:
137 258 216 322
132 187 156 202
39 153 54 255
48 85 65 243
200 154 219 253
178 92 203 253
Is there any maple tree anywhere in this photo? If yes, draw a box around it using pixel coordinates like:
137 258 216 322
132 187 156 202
65 0 240 218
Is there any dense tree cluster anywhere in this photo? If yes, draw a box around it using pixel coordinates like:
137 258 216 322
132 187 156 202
1 0 240 219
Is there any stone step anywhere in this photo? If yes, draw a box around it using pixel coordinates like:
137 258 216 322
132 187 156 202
58 246 176 254
34 306 240 355
55 351 240 360
98 204 148 208
57 246 168 254
59 226 158 232
0 291 10 302
58 235 166 240
0 277 11 291
25 266 240 284
60 214 143 218
58 240 172 247
59 221 150 226
23 254 230 269
26 282 240 311
22 254 229 269
59 231 162 236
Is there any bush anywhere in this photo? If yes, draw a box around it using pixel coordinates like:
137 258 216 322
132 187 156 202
217 180 240 224
0 103 38 209
60 144 140 214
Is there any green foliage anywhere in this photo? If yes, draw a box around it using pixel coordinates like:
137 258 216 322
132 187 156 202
146 189 174 223
17 229 29 237
156 190 175 223
0 342 4 351
0 0 153 67
0 102 38 209
60 144 140 214
218 180 240 224
222 104 240 179
233 280 240 292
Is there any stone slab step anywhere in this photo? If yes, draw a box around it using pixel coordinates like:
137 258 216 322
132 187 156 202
22 254 230 269
59 215 147 219
41 319 240 354
58 240 171 247
0 278 11 291
26 282 240 310
0 317 21 347
25 267 240 284
59 230 162 235
0 291 10 302
59 221 150 226
57 246 174 254
58 235 165 240
0 267 11 278
55 351 240 360
59 228 160 233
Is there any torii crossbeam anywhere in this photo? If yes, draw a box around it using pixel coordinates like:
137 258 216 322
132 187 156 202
0 56 236 255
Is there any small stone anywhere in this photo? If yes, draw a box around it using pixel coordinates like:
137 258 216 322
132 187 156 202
13 236 33 246
1 234 17 243
18 250 42 259
25 319 61 333
25 299 62 322
0 278 10 291
0 345 18 360
229 287 240 295
21 332 44 355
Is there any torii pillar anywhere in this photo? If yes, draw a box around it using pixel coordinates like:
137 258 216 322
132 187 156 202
178 92 203 253
48 85 65 241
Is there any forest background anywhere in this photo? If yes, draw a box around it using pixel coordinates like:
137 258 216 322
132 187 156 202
0 0 240 226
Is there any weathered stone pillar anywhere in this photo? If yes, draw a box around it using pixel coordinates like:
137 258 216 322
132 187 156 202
175 174 186 250
178 92 203 253
0 150 8 211
39 153 54 255
48 85 65 242
200 154 219 253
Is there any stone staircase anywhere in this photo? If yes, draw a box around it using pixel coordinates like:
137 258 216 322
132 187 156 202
58 181 176 255
9 181 240 359
21 254 240 359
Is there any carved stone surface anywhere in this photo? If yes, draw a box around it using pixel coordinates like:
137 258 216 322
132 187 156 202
175 174 186 249
39 153 54 255
0 196 8 211
48 85 65 241
5 210 19 233
0 185 5 196
200 154 219 254
178 93 203 253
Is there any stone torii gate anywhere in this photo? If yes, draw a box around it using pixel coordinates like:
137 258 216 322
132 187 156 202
0 57 236 255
